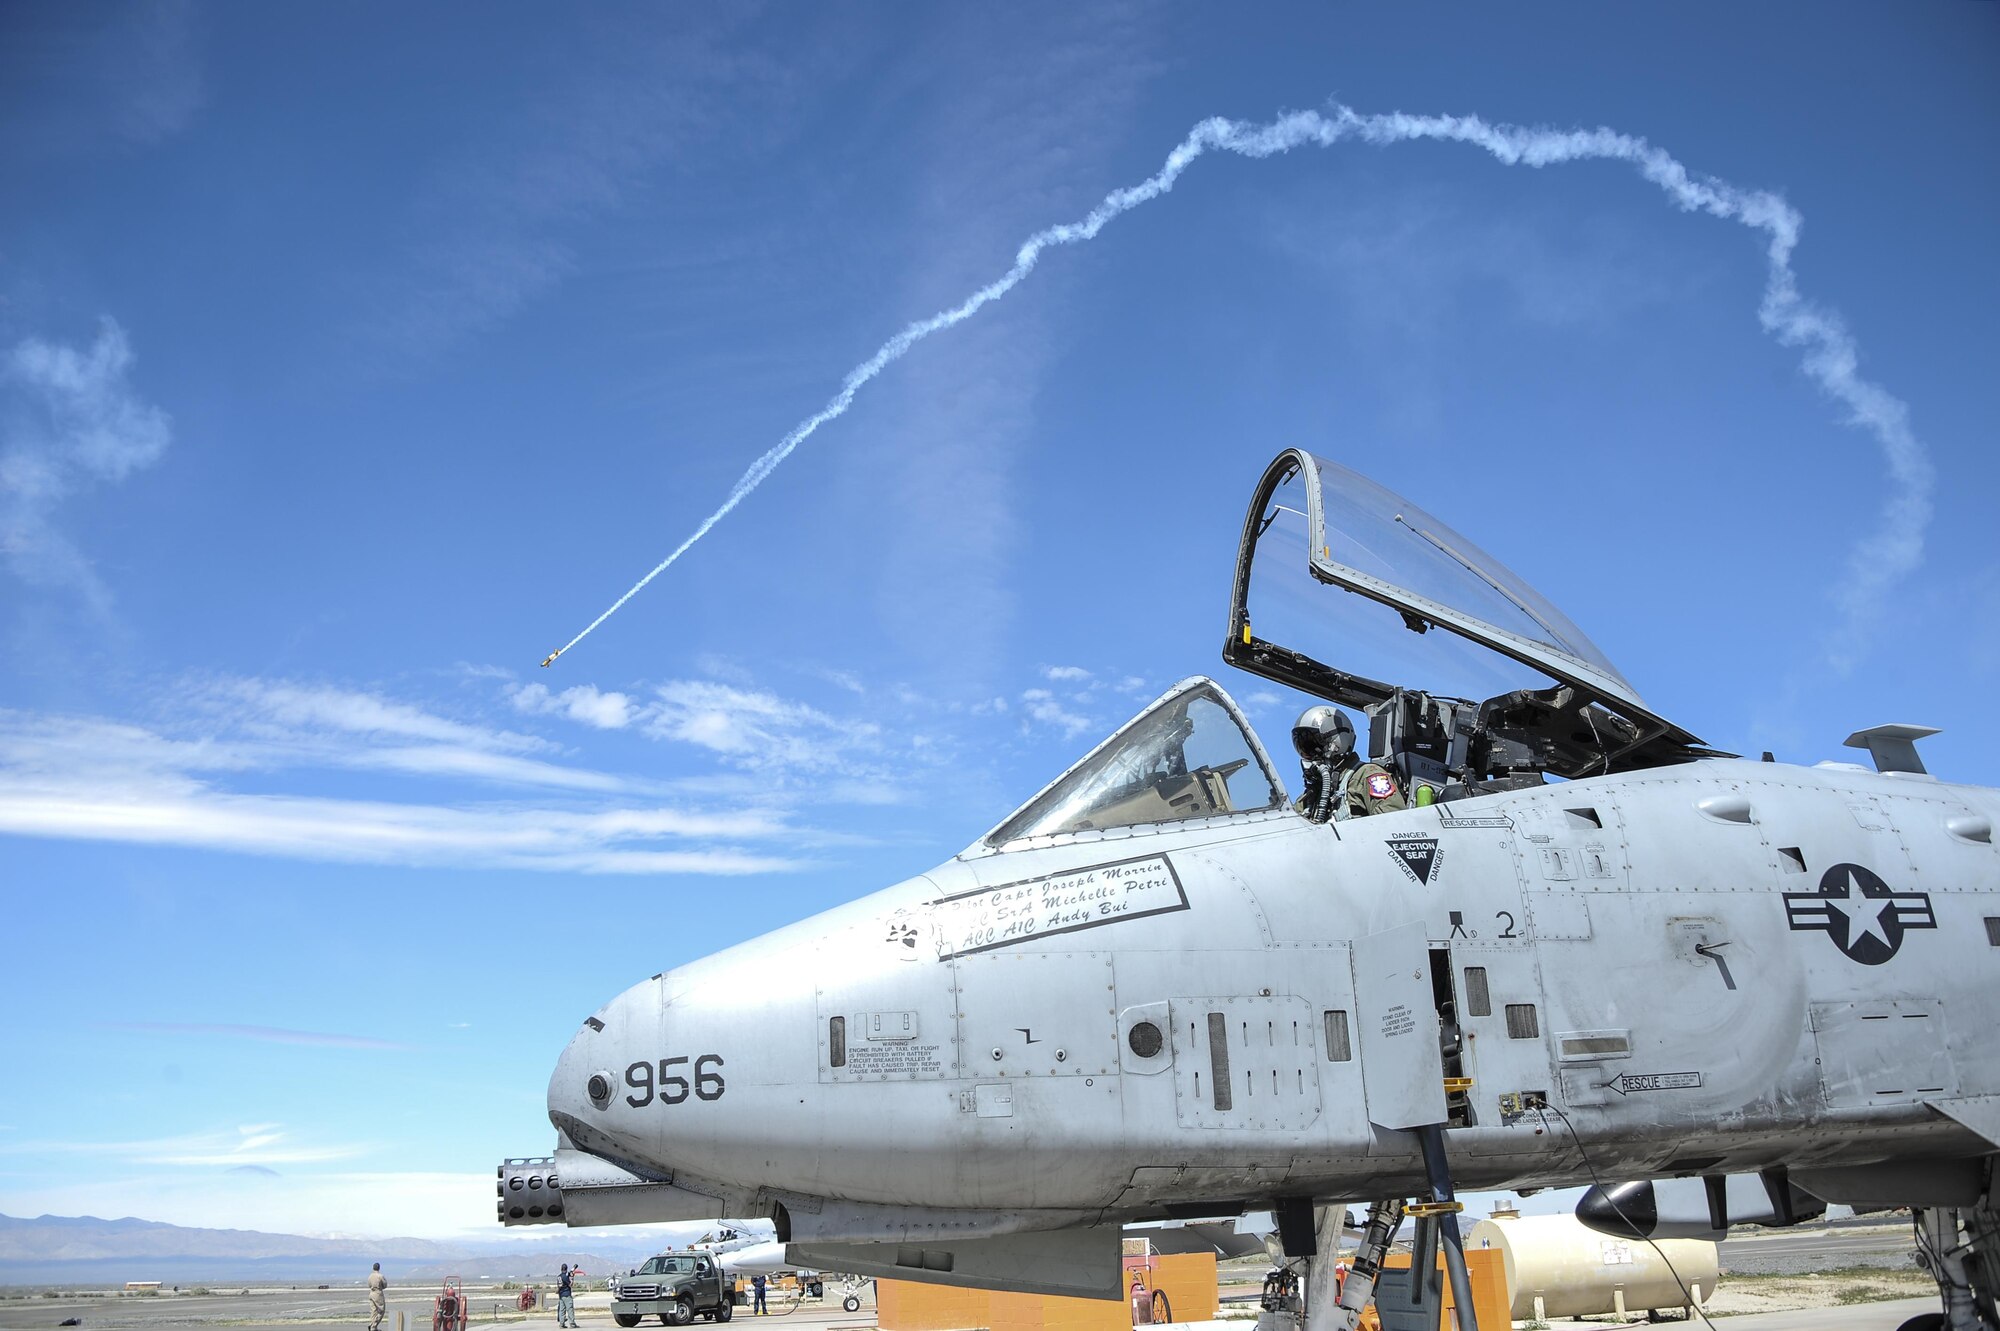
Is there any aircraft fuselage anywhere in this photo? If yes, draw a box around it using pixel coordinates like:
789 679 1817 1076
543 755 1999 1242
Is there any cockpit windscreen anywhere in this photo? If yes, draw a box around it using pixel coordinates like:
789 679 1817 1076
986 682 1283 846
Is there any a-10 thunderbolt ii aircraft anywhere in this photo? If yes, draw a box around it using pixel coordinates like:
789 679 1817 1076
500 449 1999 1331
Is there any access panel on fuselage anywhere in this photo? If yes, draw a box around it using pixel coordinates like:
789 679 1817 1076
1167 994 1323 1130
952 951 1119 1080
813 940 961 1084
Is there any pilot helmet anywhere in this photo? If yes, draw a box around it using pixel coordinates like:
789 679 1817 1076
1291 705 1355 761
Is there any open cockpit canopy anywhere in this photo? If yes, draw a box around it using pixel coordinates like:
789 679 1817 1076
1224 449 1717 782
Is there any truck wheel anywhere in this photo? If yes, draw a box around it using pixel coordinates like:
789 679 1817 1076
715 1302 733 1323
673 1297 696 1326
842 1295 860 1313
615 1317 640 1329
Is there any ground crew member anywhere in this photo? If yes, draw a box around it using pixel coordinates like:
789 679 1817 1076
751 1275 767 1316
367 1263 387 1331
1291 705 1407 822
557 1264 576 1329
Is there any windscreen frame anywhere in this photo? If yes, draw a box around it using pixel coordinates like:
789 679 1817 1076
969 676 1290 855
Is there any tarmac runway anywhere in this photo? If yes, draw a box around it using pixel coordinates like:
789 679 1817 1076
1 1273 1943 1331
1719 1222 1918 1274
0 1287 877 1331
1643 1295 1935 1329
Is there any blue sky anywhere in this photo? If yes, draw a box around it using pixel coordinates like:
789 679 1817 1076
2 4 1995 1239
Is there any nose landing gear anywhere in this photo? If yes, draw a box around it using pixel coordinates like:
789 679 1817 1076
1909 1203 2000 1331
1287 1120 1484 1330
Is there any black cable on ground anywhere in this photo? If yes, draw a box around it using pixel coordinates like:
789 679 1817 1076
1536 1103 1718 1328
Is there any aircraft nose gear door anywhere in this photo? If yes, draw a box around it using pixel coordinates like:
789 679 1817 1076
1324 921 1480 1331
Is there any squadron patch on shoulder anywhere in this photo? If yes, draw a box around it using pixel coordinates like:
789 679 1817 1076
1366 772 1398 800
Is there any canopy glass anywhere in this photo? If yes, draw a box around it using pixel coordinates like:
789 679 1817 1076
1223 449 1707 775
985 679 1285 847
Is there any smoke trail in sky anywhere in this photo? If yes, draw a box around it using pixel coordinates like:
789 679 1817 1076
548 103 1928 667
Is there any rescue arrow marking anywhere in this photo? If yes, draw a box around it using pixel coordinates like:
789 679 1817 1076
1605 1072 1704 1095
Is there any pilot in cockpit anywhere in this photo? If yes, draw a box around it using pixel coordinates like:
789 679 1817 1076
1291 705 1406 823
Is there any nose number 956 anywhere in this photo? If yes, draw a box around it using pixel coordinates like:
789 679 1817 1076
624 1054 725 1107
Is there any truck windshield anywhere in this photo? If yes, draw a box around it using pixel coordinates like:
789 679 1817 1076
639 1257 693 1275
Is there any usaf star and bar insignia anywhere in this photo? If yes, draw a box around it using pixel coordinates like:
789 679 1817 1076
1783 862 1936 965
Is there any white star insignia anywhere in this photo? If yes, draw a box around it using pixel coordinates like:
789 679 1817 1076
1836 895 1894 951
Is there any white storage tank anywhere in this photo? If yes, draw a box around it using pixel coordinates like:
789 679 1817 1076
1465 1212 1720 1321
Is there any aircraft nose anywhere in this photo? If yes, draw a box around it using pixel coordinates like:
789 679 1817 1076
547 1017 596 1129
547 980 649 1157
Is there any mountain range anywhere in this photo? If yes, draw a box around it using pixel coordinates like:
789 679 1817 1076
0 1213 685 1286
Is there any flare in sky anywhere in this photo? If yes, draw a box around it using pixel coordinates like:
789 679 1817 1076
544 101 1927 667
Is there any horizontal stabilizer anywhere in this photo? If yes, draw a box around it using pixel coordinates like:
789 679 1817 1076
1929 1095 2000 1151
1132 1221 1267 1260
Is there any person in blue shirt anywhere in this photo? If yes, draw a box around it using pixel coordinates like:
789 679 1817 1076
751 1275 767 1317
556 1264 576 1328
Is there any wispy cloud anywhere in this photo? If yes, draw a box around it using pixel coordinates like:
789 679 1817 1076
3 1124 366 1170
1 319 172 612
1041 665 1092 683
215 678 551 753
0 768 797 875
3 685 636 797
357 15 810 365
1020 688 1093 740
0 676 806 874
0 3 204 156
509 681 637 730
102 1022 414 1052
546 10 1159 668
0 658 1132 875
646 680 883 776
556 98 1929 680
506 669 899 783
1274 187 1681 343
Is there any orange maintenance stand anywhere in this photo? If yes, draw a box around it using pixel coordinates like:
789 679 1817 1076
876 1251 1216 1331
1356 1247 1507 1331
877 1245 1504 1331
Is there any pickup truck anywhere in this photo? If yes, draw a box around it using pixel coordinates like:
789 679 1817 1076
611 1252 735 1326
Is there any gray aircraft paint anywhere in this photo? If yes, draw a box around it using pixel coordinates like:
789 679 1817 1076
506 452 1999 1329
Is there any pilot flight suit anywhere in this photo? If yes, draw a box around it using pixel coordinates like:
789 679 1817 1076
1340 760 1407 819
367 1269 387 1331
1294 757 1409 821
